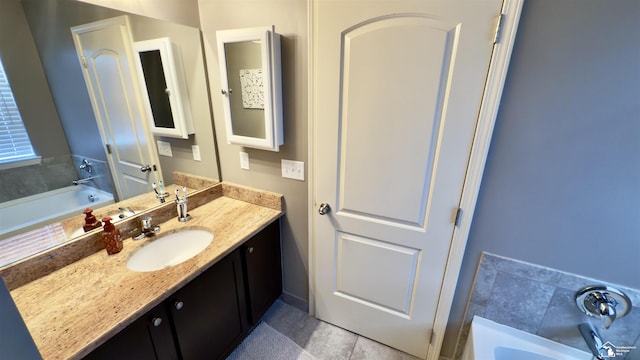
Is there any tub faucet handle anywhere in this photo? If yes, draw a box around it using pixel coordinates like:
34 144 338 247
592 292 617 329
576 286 632 330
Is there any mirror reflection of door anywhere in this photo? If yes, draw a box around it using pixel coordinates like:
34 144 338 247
223 41 266 139
71 16 162 200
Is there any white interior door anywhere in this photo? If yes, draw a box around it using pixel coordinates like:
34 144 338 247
313 1 503 358
71 16 161 200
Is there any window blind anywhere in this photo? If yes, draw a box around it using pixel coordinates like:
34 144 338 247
0 58 36 163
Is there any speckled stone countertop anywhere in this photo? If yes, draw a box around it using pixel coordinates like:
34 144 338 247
6 182 282 360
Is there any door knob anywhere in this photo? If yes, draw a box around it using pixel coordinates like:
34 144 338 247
174 300 184 310
140 164 152 172
318 203 331 215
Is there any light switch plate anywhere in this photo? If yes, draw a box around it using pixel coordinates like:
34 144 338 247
157 140 172 157
240 151 250 170
191 145 201 161
281 159 304 181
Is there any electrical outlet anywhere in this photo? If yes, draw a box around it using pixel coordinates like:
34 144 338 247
281 159 304 181
240 151 250 170
191 145 201 161
157 140 172 157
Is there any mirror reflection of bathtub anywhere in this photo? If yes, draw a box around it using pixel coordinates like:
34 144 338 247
0 185 114 266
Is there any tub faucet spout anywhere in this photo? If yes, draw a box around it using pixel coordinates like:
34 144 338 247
578 323 609 360
72 176 98 185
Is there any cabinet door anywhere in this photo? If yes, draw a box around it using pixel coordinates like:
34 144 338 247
242 220 282 324
83 302 178 360
169 251 247 360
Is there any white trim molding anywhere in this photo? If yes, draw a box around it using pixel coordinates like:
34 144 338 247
428 1 524 359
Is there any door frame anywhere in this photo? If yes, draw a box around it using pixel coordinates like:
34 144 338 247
307 1 524 359
71 15 163 200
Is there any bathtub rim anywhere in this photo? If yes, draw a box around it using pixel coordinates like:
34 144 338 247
462 315 591 360
0 185 114 240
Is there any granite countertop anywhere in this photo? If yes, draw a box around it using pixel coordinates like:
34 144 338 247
6 183 283 360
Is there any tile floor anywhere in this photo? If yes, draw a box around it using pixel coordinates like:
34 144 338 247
259 299 421 360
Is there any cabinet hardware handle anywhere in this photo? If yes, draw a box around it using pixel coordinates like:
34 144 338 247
248 247 254 254
152 317 162 327
175 301 184 310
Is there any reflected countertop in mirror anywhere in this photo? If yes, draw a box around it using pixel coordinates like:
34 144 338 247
0 172 218 269
0 0 222 266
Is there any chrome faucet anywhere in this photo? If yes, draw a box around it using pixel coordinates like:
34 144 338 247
590 291 617 329
152 182 169 203
118 207 136 218
72 176 98 185
133 216 160 240
79 159 93 174
575 286 631 330
578 323 609 360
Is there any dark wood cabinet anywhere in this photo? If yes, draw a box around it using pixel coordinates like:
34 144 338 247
84 220 281 360
84 302 178 360
242 221 282 325
169 250 248 360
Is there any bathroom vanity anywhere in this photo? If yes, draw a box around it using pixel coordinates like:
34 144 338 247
85 221 281 360
3 182 283 360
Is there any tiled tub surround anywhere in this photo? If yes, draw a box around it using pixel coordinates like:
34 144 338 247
453 252 640 360
1 182 282 359
71 155 114 196
0 155 76 202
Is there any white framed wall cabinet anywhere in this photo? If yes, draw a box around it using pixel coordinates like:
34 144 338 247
133 37 194 139
216 26 283 151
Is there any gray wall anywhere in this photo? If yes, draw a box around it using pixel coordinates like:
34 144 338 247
199 0 310 307
0 0 76 201
443 0 640 357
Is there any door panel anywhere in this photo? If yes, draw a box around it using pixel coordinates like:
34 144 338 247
71 16 161 200
339 17 456 227
336 233 420 315
314 1 502 358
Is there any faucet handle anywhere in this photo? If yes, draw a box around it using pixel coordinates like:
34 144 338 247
576 286 631 329
141 216 152 230
593 292 617 329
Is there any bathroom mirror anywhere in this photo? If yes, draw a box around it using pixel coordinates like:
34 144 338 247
217 26 283 151
0 0 221 266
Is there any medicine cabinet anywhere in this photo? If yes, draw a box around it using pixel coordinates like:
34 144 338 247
133 37 194 139
216 26 283 151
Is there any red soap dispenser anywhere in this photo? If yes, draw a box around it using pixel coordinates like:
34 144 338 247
82 208 102 232
101 217 123 255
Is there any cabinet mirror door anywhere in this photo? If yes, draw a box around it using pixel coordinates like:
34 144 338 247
134 37 194 139
216 26 283 151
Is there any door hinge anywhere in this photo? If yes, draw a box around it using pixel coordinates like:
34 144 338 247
493 13 504 44
429 328 436 345
105 144 112 154
454 208 463 227
81 56 88 68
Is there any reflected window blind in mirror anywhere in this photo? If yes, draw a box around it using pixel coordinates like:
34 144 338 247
0 57 37 164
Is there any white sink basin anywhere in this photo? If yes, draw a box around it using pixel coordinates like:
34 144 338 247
126 229 213 272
